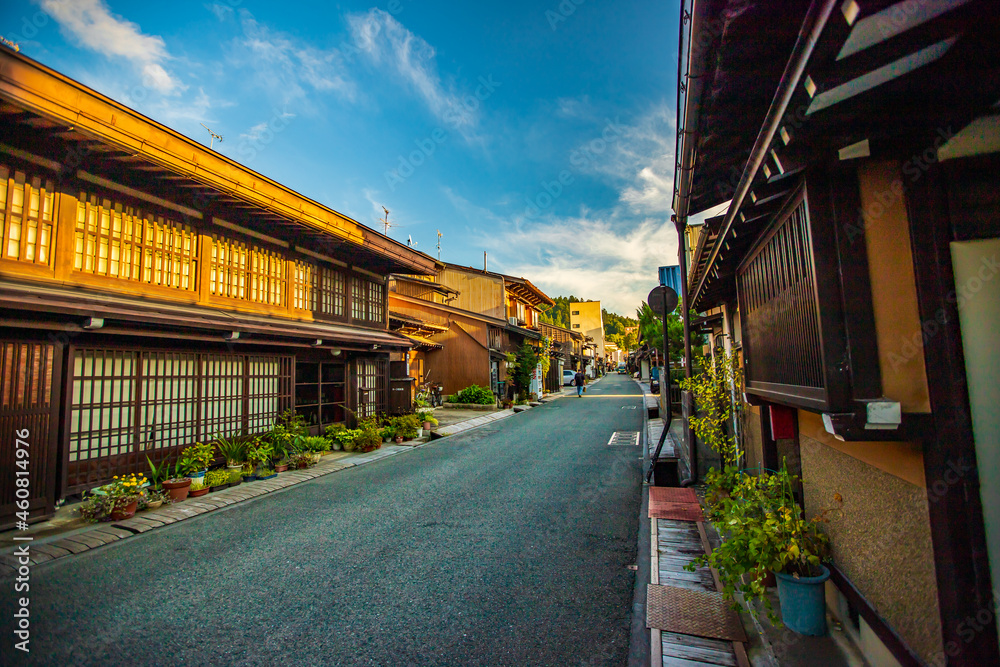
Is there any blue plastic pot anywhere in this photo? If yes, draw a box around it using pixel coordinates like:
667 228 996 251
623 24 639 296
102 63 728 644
775 564 830 636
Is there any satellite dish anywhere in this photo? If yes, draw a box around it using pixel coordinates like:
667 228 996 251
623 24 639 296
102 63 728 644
648 285 679 317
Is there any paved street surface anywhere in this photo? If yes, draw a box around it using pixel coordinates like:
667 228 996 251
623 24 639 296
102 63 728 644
2 375 643 667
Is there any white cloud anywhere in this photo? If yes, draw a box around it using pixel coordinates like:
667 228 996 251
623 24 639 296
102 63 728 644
39 0 183 93
347 9 477 135
482 213 679 315
231 11 355 106
462 102 681 314
207 3 234 21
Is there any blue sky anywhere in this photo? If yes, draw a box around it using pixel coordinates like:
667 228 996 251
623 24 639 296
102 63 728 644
0 0 690 314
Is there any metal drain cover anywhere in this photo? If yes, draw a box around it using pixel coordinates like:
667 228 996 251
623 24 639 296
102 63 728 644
607 431 639 446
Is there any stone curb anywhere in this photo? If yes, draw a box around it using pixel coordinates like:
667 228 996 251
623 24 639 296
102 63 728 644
432 408 517 438
0 445 430 573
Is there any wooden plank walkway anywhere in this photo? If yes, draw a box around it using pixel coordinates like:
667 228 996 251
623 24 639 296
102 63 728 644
652 518 741 666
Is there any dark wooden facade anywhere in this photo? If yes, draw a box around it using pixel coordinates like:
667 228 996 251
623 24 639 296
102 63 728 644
672 1 1000 664
0 50 435 527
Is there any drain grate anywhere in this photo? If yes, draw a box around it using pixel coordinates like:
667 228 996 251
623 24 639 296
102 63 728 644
607 431 640 447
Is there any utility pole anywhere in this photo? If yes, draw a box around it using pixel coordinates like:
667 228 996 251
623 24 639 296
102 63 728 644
436 230 443 260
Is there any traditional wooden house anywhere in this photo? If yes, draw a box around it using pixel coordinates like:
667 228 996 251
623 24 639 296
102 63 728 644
387 264 553 400
0 49 436 528
539 321 585 392
672 1 999 664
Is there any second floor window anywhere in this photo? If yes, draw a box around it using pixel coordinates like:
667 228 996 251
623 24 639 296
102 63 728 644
351 276 384 324
0 166 55 267
75 193 196 290
210 236 284 306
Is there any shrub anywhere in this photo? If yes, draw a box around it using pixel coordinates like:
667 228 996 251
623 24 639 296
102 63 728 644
452 384 494 405
204 469 230 487
416 410 438 426
301 436 331 453
352 429 382 452
393 414 421 439
334 428 361 451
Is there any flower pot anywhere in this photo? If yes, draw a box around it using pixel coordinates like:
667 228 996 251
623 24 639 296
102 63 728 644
189 470 207 484
210 483 229 493
242 474 257 482
311 453 322 464
189 486 210 498
422 421 432 431
230 477 242 487
394 436 404 444
162 478 192 503
275 463 289 472
145 499 163 511
258 473 277 480
111 499 138 521
776 564 831 636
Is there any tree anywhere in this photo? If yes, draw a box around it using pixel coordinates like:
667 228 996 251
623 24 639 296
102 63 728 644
637 303 704 366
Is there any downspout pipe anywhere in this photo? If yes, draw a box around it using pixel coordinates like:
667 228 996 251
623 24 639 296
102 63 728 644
675 215 697 486
688 0 840 306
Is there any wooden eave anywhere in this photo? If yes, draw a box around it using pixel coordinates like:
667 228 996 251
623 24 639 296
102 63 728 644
0 49 435 276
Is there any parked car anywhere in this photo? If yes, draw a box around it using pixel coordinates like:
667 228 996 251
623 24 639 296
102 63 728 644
617 363 627 374
562 369 576 386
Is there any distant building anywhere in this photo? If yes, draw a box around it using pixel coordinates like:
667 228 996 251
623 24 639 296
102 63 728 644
569 301 604 367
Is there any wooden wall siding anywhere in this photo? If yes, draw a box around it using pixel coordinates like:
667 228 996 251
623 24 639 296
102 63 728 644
0 340 60 526
386 297 451 329
0 166 55 268
738 193 824 390
437 268 505 320
392 279 445 303
64 346 292 494
0 159 389 331
424 322 491 394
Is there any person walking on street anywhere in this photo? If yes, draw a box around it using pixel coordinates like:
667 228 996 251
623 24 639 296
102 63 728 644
574 369 585 397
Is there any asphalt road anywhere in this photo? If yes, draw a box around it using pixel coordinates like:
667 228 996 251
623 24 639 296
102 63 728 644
2 374 644 667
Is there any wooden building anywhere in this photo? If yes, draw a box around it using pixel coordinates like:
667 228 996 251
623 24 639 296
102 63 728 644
0 49 436 528
672 1 999 664
388 264 553 400
539 321 585 392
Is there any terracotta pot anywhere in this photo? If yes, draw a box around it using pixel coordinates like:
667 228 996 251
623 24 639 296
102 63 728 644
162 478 192 503
275 463 289 472
394 436 404 443
422 421 432 431
111 499 138 521
189 486 210 498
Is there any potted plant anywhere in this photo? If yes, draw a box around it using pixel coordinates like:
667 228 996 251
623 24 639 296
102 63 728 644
417 409 438 432
246 439 274 477
353 428 383 453
179 441 215 485
139 488 169 511
257 467 277 480
215 434 246 482
380 424 397 443
188 479 210 498
325 424 347 451
160 460 192 503
301 436 330 463
108 473 145 520
241 462 257 482
205 469 230 492
395 414 420 442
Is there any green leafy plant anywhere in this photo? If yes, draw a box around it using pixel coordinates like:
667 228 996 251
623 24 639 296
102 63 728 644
300 436 331 453
257 467 276 477
189 480 205 492
215 435 246 467
394 414 421 439
146 456 170 490
333 428 362 451
180 441 216 473
351 428 382 452
204 469 230 487
380 424 397 441
687 466 837 624
138 488 171 510
678 351 746 471
77 494 116 522
452 384 495 405
246 439 274 469
416 410 438 426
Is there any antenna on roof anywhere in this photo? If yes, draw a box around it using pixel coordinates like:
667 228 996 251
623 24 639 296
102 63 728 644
407 235 417 248
436 230 443 260
381 206 394 236
200 123 223 149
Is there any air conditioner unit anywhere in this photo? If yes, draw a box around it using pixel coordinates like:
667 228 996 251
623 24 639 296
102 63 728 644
508 317 519 326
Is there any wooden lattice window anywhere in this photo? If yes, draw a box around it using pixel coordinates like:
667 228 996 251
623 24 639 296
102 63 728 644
74 193 197 289
69 349 137 463
355 358 382 418
292 261 317 311
0 166 55 266
210 236 286 306
318 267 346 318
737 192 824 392
66 347 292 493
351 275 385 325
